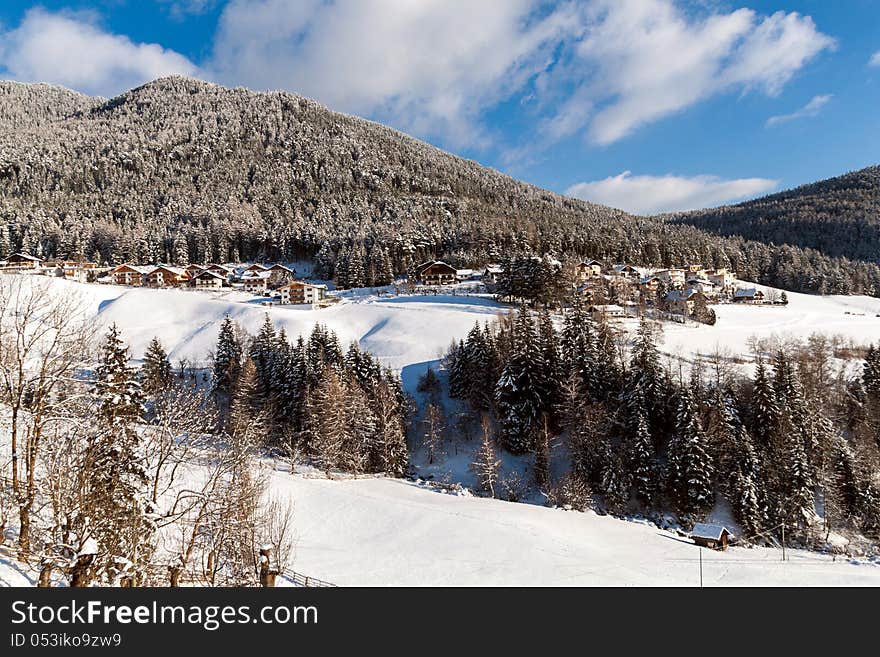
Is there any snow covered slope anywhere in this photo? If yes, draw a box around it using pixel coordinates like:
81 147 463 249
39 277 880 374
269 470 880 586
661 289 880 361
29 279 503 390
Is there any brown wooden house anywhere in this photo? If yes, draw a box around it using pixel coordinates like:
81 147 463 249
110 264 148 286
146 265 187 287
192 269 226 288
1 252 43 270
415 261 457 286
690 523 733 550
267 263 296 286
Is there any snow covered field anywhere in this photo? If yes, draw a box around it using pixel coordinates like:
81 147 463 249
28 278 504 393
34 277 880 378
661 290 880 362
266 470 880 586
3 276 880 587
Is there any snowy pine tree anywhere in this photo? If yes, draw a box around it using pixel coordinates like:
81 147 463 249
213 315 243 400
140 336 173 396
85 324 154 584
494 307 546 454
667 386 714 515
750 359 779 449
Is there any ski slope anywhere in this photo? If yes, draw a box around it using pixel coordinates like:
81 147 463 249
268 470 880 586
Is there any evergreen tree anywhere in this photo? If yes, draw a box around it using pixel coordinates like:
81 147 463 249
537 308 562 422
174 237 189 266
213 315 243 399
626 396 656 508
777 406 815 528
494 307 546 453
727 424 765 536
250 314 278 403
347 242 366 289
751 359 779 449
667 386 714 515
141 337 173 396
370 380 409 477
86 324 153 582
313 241 335 280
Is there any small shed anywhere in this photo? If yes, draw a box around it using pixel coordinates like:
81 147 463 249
690 523 733 550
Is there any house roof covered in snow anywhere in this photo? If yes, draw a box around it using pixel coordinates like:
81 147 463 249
589 304 625 313
241 270 272 280
193 269 226 280
690 523 732 541
734 287 761 298
5 252 43 263
147 265 185 275
665 289 700 301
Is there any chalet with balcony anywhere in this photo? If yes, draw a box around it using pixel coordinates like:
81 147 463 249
110 264 148 286
146 265 187 288
192 269 226 289
278 281 328 305
415 261 457 286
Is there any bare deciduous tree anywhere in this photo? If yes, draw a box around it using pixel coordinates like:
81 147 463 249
0 276 90 556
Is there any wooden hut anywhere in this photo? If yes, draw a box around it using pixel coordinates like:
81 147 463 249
690 523 733 550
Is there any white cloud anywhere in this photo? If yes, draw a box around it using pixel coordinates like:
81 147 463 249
158 1 219 20
0 2 835 149
0 8 197 97
208 0 579 147
548 1 836 145
870 51 880 67
565 171 778 215
766 94 832 127
206 0 833 148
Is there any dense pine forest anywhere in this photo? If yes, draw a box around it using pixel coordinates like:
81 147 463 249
670 166 880 269
444 306 880 545
2 77 880 296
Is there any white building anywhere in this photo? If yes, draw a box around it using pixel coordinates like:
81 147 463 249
655 268 685 288
588 304 627 321
278 281 328 305
192 269 226 288
706 268 737 290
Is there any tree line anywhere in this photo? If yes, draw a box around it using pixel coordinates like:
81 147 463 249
445 305 880 543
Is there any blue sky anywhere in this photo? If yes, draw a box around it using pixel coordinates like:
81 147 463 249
0 0 878 214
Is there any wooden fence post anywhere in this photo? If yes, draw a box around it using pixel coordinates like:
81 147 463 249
259 547 277 588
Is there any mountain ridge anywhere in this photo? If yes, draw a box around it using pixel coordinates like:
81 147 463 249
669 165 880 263
0 76 878 296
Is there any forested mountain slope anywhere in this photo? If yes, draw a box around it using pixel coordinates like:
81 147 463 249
669 166 880 265
0 76 878 295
